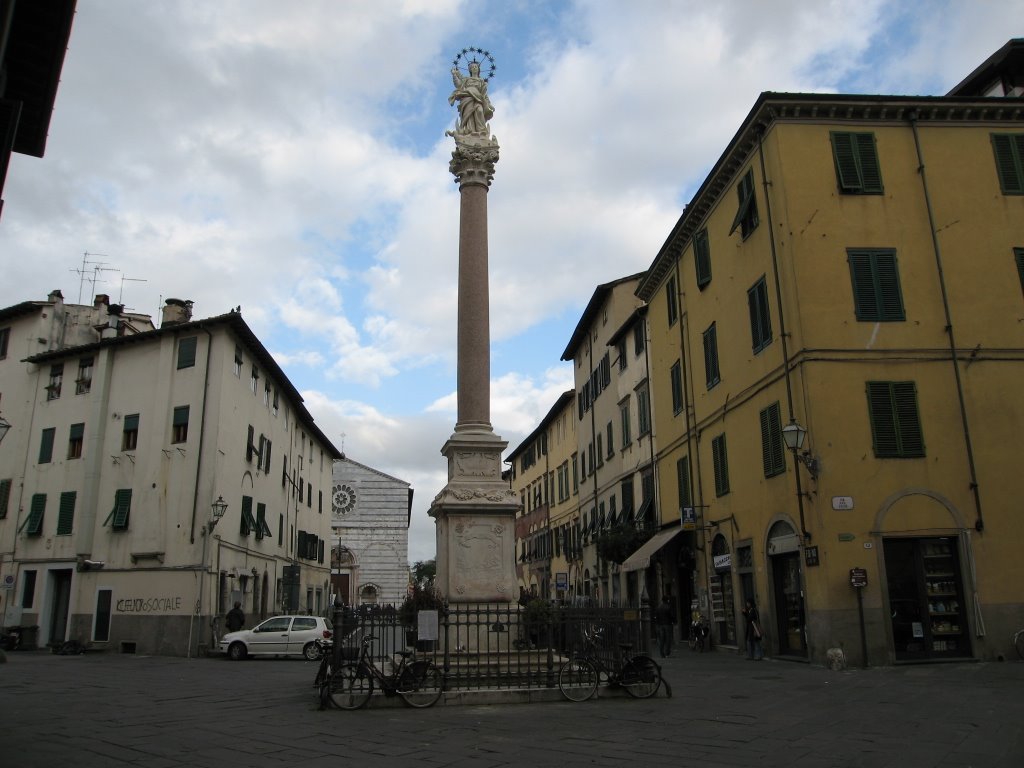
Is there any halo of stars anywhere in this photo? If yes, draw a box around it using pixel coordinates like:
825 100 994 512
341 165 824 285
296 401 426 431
452 47 496 81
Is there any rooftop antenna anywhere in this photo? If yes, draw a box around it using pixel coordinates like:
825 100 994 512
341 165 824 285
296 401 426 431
72 252 116 304
118 275 147 307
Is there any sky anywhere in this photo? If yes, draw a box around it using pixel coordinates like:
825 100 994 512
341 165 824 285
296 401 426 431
0 0 1018 563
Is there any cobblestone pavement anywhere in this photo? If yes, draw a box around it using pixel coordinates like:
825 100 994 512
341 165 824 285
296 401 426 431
1 645 1021 767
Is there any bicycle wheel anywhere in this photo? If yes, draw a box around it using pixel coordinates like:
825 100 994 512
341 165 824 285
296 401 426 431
620 655 662 699
1014 629 1024 660
558 658 598 702
396 661 444 708
328 663 373 710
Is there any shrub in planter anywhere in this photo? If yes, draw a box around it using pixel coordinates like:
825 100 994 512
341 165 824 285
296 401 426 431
596 522 652 565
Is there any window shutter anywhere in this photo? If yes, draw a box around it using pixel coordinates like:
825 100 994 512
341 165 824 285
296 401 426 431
867 382 900 457
694 228 712 288
760 403 784 477
264 440 272 473
39 427 55 463
111 489 132 530
876 253 905 320
730 172 754 235
832 132 860 190
991 134 1024 194
177 336 198 369
57 491 76 535
856 133 883 192
0 478 11 519
848 252 879 319
255 503 267 540
712 434 729 496
124 414 139 432
676 456 691 509
703 323 719 388
893 382 925 456
240 495 254 536
1015 248 1024 296
246 425 254 462
23 493 46 535
172 406 189 426
69 423 84 441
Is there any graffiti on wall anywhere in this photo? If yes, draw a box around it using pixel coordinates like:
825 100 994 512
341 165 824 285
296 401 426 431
115 596 184 613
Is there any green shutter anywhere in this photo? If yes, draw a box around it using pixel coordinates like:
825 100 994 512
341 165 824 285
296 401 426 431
676 456 691 508
760 402 785 478
69 422 84 441
831 132 883 193
748 278 772 352
177 336 198 369
240 495 257 536
856 133 883 192
255 502 269 540
39 427 55 463
0 478 11 519
670 361 682 413
892 382 925 457
730 170 757 236
849 250 904 321
23 494 46 535
124 413 139 432
703 323 719 388
1015 248 1024 296
694 228 712 288
666 275 678 325
875 253 905 320
867 381 924 458
849 252 879 319
991 134 1024 194
832 132 860 190
867 382 899 457
57 491 76 535
712 434 730 497
108 489 132 530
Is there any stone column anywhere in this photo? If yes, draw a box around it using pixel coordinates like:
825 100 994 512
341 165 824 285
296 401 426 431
430 127 519 605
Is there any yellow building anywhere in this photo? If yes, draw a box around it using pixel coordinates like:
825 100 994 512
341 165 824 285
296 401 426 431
637 44 1024 664
507 390 577 600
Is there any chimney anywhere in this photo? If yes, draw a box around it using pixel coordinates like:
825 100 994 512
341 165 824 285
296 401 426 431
94 294 109 309
161 298 194 328
48 289 64 303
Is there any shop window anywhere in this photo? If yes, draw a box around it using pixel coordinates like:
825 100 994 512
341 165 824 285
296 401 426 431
22 570 37 608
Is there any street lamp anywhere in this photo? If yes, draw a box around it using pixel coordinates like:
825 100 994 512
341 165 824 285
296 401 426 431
208 495 228 533
782 421 819 479
0 413 11 445
188 495 229 659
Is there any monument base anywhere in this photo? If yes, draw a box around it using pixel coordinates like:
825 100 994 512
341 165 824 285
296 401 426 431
430 428 520 604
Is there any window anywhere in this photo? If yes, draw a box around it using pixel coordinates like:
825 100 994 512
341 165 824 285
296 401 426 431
250 365 259 394
694 228 712 289
747 276 772 353
0 326 8 359
255 502 272 540
39 427 55 464
711 434 730 497
46 364 63 400
57 491 76 535
272 388 280 416
866 381 925 458
67 422 84 459
633 322 645 356
233 346 243 377
240 495 256 536
177 336 198 369
1015 248 1024 297
263 439 272 473
759 402 785 478
616 337 627 371
703 322 720 389
636 381 651 436
172 406 189 444
264 380 271 407
76 357 93 394
730 169 759 238
0 478 11 519
848 249 905 321
22 494 45 536
105 489 132 530
831 131 883 194
606 422 614 459
666 275 678 326
991 133 1024 194
676 456 691 510
94 589 112 642
572 454 578 494
619 398 632 448
122 414 139 451
670 360 683 415
22 570 36 608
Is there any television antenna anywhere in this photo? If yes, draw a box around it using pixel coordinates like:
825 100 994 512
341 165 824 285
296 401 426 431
118 275 147 307
72 252 116 304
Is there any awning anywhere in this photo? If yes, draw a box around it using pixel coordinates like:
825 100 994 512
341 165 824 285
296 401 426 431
620 526 684 573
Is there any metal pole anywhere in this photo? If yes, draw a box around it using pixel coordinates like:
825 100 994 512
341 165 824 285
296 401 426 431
856 587 869 667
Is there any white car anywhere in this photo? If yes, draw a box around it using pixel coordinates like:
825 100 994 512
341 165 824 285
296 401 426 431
219 615 333 661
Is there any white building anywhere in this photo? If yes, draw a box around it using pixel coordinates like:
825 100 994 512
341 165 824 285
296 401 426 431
330 456 411 608
0 292 339 655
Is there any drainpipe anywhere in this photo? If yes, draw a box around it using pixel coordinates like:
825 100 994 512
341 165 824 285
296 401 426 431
757 125 810 544
908 112 985 534
188 326 215 544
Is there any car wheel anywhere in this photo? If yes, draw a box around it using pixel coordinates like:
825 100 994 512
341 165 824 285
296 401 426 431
303 642 322 661
227 642 247 661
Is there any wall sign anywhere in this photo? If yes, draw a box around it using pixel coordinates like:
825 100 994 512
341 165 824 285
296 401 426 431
849 567 868 588
832 496 854 510
804 546 820 566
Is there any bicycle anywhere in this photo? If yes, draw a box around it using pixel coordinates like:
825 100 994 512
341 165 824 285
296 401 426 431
688 612 710 652
324 633 444 710
557 627 663 702
1013 628 1024 660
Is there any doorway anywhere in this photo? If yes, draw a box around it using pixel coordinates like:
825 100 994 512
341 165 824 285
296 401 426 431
48 569 73 646
767 521 806 658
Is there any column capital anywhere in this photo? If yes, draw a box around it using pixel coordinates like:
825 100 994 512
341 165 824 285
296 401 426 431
450 137 500 188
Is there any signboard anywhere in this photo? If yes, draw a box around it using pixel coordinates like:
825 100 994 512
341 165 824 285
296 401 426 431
681 506 697 531
849 567 868 588
804 546 820 567
555 572 568 590
417 610 439 642
838 532 856 542
712 553 731 571
1 574 14 590
832 496 854 510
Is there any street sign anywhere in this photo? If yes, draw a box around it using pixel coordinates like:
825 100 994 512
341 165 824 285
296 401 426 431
555 572 568 590
849 567 868 588
1 574 14 590
681 506 697 530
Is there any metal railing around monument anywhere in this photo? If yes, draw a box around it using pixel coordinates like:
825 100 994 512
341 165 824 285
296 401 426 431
331 601 652 693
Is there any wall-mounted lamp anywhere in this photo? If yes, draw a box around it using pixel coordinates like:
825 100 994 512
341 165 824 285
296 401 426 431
208 495 228 533
781 421 819 479
0 413 11 445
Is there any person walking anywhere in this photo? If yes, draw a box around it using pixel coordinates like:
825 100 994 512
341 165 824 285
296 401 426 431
742 598 764 660
225 601 245 633
654 595 677 658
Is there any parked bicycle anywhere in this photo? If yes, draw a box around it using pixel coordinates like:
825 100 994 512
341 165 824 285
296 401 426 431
323 633 444 710
557 627 663 702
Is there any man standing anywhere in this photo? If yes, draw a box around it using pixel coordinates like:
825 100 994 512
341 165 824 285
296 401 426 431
654 595 676 657
225 602 245 633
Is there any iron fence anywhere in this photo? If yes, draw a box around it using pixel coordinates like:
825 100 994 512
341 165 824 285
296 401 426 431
331 601 651 692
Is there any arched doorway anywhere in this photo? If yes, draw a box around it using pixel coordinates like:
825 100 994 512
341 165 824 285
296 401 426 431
767 521 807 657
710 534 737 646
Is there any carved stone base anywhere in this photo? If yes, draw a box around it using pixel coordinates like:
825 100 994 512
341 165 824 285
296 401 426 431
430 428 520 603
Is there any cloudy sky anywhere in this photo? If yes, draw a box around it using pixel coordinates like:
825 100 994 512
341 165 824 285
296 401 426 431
0 1 1017 562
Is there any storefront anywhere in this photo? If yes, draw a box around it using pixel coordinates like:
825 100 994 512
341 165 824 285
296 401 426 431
767 521 807 658
709 534 737 646
883 536 971 661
